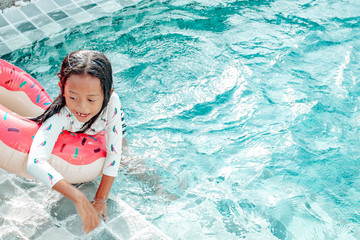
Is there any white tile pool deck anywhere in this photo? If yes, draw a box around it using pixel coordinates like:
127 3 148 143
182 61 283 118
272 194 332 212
0 0 172 239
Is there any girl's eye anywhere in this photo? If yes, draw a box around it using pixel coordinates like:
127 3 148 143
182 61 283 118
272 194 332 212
70 97 77 100
88 99 96 102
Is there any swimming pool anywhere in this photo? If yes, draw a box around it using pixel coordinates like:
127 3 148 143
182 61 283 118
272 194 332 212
2 0 360 239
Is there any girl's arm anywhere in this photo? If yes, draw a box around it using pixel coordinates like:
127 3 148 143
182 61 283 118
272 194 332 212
92 94 126 219
27 115 66 188
92 137 128 220
53 179 100 233
91 174 115 222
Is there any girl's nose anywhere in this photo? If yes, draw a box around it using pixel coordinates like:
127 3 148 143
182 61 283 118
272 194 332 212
76 99 88 113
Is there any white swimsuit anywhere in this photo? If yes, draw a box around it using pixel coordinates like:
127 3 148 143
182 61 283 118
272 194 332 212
27 92 126 188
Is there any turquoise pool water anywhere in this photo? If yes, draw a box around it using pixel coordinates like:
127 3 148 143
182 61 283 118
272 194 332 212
2 0 360 239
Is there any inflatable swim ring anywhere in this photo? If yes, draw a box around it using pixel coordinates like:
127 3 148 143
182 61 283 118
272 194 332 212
0 59 107 183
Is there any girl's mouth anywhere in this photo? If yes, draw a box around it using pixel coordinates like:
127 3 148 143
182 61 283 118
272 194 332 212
77 112 90 118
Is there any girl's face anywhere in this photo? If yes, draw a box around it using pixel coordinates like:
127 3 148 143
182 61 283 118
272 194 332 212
63 74 104 123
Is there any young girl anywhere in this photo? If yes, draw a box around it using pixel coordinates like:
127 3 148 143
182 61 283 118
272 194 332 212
27 50 127 233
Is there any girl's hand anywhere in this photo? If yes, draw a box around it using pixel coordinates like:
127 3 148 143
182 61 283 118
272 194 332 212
52 180 101 234
91 200 109 222
74 193 101 233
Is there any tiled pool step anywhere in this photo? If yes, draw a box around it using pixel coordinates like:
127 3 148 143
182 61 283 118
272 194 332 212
0 0 140 56
0 168 172 239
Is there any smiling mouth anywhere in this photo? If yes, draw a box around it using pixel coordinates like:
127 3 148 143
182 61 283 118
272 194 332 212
77 112 90 118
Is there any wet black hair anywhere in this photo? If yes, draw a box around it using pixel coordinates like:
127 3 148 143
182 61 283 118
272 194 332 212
32 50 113 133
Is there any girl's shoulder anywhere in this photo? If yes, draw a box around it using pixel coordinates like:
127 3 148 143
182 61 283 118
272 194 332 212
110 91 120 102
106 92 122 110
103 92 123 120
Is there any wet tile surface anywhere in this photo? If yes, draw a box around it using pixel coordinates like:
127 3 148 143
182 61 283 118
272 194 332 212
0 15 9 28
21 3 43 18
2 8 27 24
0 169 171 239
0 0 140 56
47 10 69 21
16 21 37 32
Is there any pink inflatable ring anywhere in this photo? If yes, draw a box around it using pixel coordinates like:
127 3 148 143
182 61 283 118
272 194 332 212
0 59 107 183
